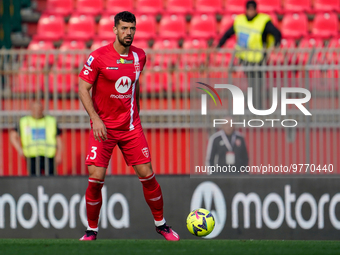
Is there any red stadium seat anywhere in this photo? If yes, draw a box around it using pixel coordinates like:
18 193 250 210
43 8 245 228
58 40 86 68
326 38 340 64
182 39 208 49
28 40 55 51
135 0 164 14
283 0 311 13
34 15 65 41
132 40 149 49
153 40 178 49
257 0 281 13
223 0 246 14
159 15 186 39
172 68 200 92
211 37 236 66
105 0 134 14
13 66 44 93
152 39 179 65
66 14 95 40
76 0 104 15
299 38 324 48
280 38 296 48
134 15 156 40
267 38 295 65
311 13 338 38
139 66 169 93
281 13 308 39
297 38 324 64
328 38 340 47
59 40 86 50
166 0 194 14
91 40 110 50
189 14 217 39
219 14 236 34
49 67 78 93
26 40 55 67
268 13 279 28
45 0 73 15
182 39 208 65
314 0 340 12
98 15 115 40
195 0 223 14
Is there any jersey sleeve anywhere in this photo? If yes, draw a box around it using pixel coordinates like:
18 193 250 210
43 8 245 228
79 54 100 84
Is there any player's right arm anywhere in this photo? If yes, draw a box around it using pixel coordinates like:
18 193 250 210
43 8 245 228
79 78 107 142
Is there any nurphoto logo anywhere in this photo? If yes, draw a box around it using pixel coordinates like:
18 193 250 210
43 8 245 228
197 82 312 128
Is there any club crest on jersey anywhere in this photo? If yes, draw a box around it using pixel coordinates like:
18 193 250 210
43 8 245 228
117 58 133 64
87 55 94 66
115 76 132 94
142 147 149 158
134 63 140 72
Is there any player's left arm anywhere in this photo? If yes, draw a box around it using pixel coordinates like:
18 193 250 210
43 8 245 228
136 79 140 114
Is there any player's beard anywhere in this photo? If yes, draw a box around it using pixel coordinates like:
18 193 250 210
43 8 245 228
118 36 133 47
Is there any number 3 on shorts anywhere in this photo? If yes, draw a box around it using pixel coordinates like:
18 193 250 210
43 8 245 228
90 146 97 160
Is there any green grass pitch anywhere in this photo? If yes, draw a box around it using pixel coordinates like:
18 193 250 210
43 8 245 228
1 239 340 255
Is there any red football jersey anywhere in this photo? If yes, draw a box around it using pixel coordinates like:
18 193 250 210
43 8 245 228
79 43 146 131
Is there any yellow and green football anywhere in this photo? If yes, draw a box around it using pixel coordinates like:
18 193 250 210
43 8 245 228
186 208 215 237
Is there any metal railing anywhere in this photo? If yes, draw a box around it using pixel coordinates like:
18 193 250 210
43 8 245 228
0 47 339 175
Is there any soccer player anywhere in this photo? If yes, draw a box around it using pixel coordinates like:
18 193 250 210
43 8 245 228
78 11 180 241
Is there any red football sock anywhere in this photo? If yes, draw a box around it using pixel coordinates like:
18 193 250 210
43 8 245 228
85 178 104 229
139 173 164 222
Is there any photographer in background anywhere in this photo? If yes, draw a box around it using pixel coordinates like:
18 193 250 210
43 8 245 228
206 117 249 175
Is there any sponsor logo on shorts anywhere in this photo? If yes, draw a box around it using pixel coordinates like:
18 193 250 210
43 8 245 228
142 147 149 158
87 55 94 66
115 76 132 93
110 94 132 99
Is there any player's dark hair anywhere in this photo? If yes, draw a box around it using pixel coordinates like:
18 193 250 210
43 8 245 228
114 11 136 27
246 0 257 9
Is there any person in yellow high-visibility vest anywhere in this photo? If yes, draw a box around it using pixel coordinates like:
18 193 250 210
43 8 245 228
218 0 281 109
10 101 62 176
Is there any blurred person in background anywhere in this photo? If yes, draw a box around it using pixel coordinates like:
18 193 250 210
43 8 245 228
10 101 62 176
206 117 249 175
218 0 281 109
